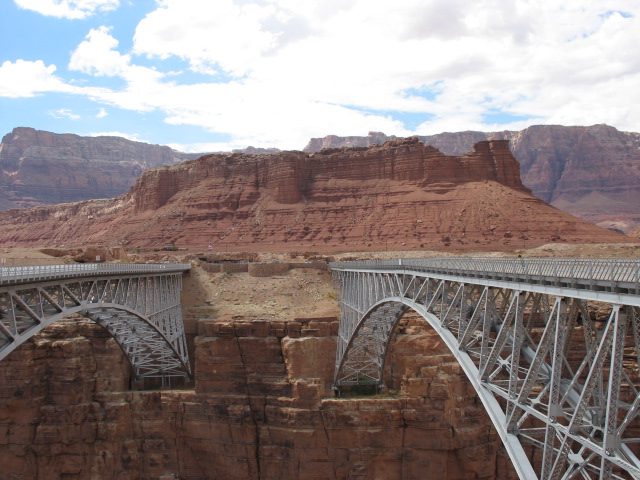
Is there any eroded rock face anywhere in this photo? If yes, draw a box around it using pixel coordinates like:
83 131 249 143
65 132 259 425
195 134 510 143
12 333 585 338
3 124 639 233
0 138 629 252
0 127 199 209
508 125 640 233
305 125 640 232
0 315 517 479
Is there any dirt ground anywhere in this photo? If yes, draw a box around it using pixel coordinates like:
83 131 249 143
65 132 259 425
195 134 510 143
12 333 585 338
181 264 339 321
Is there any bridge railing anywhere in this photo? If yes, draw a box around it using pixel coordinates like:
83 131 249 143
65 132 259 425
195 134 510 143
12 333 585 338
330 257 640 294
0 263 191 286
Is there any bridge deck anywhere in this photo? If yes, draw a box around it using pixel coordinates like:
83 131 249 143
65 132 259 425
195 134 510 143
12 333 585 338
0 263 192 286
331 257 640 296
0 262 192 380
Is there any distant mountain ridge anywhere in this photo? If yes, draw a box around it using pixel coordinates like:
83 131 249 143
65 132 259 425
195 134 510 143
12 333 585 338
1 124 638 233
0 127 201 209
305 125 640 232
0 137 628 251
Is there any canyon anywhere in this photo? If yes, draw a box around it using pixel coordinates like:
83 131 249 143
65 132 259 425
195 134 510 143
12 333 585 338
0 254 523 479
4 241 640 479
0 128 637 479
0 137 630 252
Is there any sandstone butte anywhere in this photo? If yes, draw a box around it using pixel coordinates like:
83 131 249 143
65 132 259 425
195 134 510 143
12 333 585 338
305 124 640 234
0 137 630 252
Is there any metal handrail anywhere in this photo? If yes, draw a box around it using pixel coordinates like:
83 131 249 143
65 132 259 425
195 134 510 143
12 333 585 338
330 257 640 293
0 263 191 286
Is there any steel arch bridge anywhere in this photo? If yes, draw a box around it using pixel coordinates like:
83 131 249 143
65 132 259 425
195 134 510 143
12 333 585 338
330 257 640 480
0 263 192 380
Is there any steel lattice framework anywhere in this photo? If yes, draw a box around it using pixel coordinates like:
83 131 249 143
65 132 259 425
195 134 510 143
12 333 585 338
331 257 640 480
0 263 191 380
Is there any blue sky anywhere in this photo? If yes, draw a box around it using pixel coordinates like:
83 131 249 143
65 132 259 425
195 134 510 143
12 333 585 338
1 0 638 152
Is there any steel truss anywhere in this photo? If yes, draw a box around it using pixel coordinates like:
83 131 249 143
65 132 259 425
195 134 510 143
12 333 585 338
0 264 191 380
331 258 640 480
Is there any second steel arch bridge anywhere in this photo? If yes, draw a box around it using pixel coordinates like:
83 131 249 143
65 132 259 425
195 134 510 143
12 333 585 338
330 257 640 480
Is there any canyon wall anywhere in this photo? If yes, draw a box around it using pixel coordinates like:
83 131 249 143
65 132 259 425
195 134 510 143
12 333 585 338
0 127 199 209
304 125 640 232
0 138 629 252
507 125 640 233
0 313 516 479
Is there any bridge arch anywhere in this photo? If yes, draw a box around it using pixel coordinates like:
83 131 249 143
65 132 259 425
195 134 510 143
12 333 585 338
335 294 536 478
331 258 640 479
0 264 191 381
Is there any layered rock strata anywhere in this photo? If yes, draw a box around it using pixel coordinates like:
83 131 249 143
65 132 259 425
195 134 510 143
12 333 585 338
0 127 199 209
305 125 640 232
0 138 629 252
3 124 639 233
0 315 516 479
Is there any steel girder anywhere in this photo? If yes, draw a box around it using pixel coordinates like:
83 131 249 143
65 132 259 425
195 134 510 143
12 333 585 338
0 271 190 379
331 262 640 480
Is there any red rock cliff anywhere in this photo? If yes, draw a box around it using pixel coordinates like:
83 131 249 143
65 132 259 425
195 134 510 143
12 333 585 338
305 125 640 232
0 314 517 479
0 138 630 252
0 127 199 209
131 138 528 212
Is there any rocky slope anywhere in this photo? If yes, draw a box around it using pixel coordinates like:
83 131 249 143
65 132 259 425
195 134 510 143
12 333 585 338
0 127 200 209
305 125 640 232
0 137 629 252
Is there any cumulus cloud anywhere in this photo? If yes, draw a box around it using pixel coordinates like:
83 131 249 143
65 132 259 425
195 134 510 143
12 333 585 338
4 0 640 150
69 26 131 76
125 0 640 147
133 0 280 76
69 26 166 111
96 108 108 118
0 59 71 97
13 0 119 19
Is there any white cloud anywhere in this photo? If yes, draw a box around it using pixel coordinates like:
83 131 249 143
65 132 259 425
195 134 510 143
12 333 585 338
68 26 166 111
49 108 81 120
133 0 279 76
13 0 119 19
96 107 108 118
0 59 72 97
5 0 640 150
129 0 640 141
69 26 130 76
